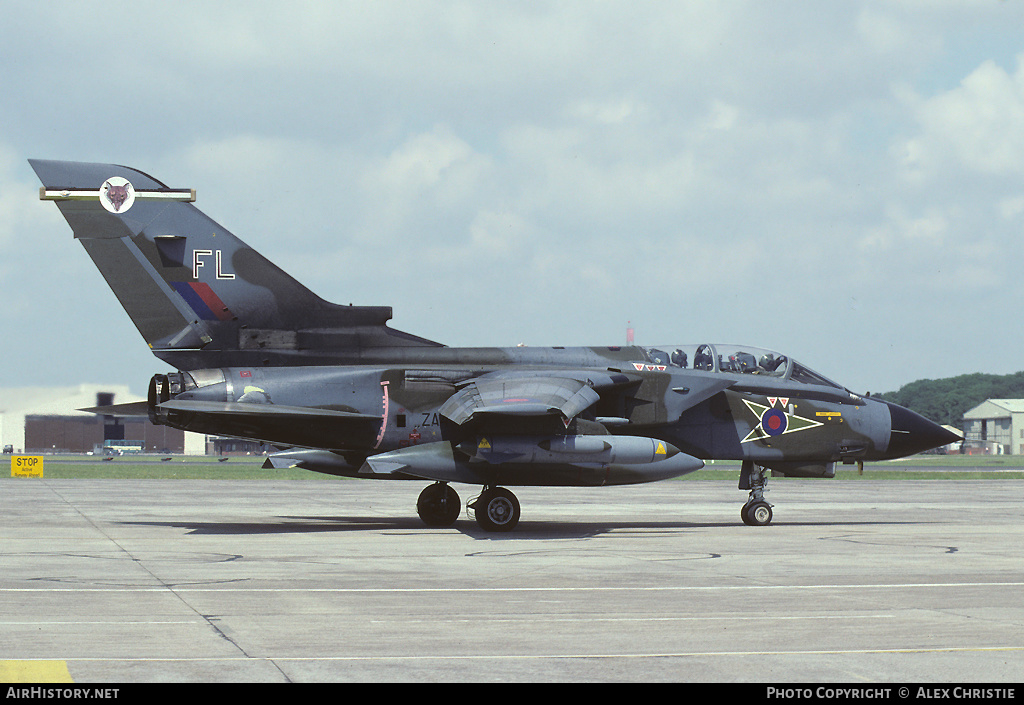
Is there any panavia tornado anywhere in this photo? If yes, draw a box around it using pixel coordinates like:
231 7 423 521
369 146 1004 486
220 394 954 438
30 159 960 531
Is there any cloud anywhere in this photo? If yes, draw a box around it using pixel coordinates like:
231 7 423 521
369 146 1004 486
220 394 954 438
900 53 1024 179
5 1 1024 393
357 126 494 243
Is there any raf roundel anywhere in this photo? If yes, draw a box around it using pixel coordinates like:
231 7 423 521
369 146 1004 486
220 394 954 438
760 408 788 437
99 176 135 213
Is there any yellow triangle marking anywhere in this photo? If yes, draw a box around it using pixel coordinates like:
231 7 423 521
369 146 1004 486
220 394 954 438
478 437 491 450
656 441 667 455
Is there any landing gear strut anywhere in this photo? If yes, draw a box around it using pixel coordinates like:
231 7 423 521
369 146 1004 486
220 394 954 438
417 482 461 527
739 460 773 526
469 486 521 532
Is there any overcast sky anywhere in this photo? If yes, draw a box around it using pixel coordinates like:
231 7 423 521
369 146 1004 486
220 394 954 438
3 1 1024 397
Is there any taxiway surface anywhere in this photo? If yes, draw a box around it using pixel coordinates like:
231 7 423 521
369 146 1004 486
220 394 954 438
1 478 1021 682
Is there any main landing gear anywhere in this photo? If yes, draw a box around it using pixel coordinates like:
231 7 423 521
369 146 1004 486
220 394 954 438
416 482 461 527
739 460 774 527
469 486 521 532
415 482 522 532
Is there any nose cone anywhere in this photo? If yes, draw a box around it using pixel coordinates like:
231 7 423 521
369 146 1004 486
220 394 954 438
882 401 962 459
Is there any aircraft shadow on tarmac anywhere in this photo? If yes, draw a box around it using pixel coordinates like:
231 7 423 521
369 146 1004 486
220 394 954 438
119 516 921 540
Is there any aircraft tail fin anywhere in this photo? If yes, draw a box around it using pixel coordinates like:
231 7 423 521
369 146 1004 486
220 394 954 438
30 159 441 370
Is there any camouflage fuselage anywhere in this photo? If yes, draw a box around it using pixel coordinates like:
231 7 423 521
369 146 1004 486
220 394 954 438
154 344 904 483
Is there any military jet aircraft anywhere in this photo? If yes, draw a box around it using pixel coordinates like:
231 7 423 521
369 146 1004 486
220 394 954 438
30 159 960 531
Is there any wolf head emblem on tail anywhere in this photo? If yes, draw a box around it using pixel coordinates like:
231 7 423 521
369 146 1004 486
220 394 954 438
100 177 134 213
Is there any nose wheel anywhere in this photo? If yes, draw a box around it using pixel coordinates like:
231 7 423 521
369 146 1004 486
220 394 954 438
739 460 774 526
742 500 773 526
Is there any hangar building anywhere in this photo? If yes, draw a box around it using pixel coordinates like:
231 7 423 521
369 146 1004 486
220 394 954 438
0 384 200 454
962 399 1024 455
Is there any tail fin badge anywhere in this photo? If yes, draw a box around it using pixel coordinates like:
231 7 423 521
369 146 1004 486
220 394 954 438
40 177 196 213
100 177 135 213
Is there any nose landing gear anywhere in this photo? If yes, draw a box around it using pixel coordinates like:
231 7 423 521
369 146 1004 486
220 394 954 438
742 499 773 526
739 460 774 526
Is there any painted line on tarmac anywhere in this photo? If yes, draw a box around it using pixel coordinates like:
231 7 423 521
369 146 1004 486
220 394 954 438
0 620 201 625
368 614 894 624
36 645 1024 664
3 581 1023 593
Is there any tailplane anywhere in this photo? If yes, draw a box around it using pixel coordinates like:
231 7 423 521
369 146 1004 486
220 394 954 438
31 159 441 370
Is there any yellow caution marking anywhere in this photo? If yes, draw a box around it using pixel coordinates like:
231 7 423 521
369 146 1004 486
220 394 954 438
0 660 73 682
656 441 667 455
478 437 491 450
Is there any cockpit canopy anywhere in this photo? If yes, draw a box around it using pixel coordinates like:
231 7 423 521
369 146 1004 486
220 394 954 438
643 344 846 391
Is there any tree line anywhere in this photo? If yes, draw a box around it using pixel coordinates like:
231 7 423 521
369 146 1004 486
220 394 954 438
874 371 1024 428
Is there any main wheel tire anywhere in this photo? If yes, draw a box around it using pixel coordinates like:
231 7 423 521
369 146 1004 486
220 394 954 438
417 482 461 527
474 487 520 532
